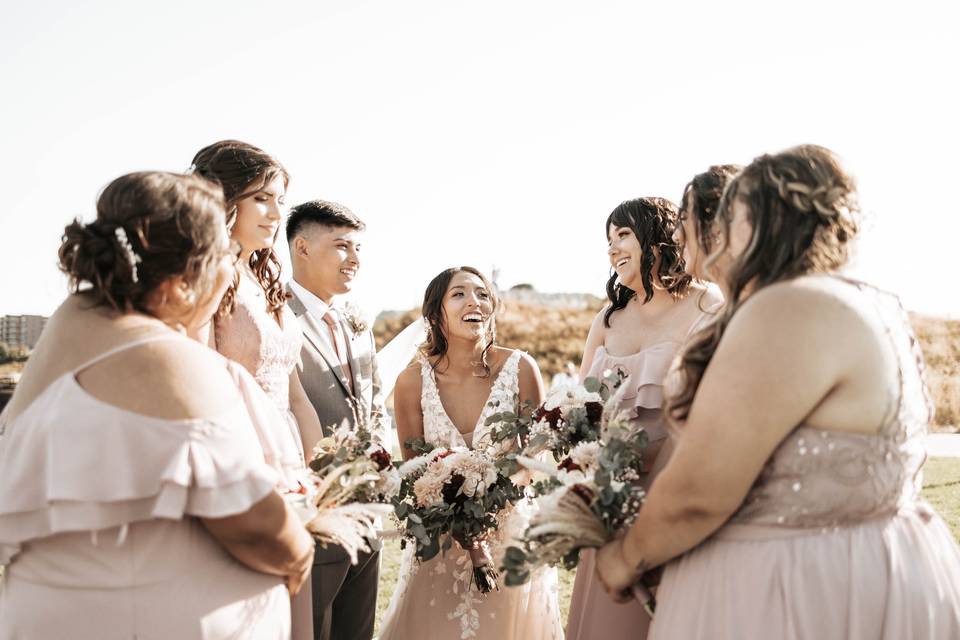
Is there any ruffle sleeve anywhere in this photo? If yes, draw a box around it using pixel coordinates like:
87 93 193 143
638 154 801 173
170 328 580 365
0 374 278 565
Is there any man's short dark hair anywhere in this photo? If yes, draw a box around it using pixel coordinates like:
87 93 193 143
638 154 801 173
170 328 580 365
286 199 365 244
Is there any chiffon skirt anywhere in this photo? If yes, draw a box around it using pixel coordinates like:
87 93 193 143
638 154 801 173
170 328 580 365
650 506 960 640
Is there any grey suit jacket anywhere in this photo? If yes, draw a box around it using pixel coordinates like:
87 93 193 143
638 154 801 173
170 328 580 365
287 287 387 445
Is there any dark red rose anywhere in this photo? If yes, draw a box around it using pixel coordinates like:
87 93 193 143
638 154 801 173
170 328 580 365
534 405 563 429
369 447 392 471
558 457 582 473
442 473 468 506
585 401 603 424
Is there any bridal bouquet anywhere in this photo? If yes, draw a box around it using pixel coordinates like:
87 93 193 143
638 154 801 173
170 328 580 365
393 442 523 593
284 422 399 564
498 390 657 615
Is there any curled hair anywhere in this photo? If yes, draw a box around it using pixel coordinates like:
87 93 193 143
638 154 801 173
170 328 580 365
419 266 500 377
191 140 289 321
58 172 226 315
679 164 743 256
604 197 692 327
667 145 860 422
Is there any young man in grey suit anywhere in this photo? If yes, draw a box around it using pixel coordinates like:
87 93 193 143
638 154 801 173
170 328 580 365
286 200 386 640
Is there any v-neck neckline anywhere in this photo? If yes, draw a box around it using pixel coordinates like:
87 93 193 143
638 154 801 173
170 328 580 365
426 351 519 446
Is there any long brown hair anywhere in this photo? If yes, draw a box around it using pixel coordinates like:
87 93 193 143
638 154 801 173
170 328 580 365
190 140 289 320
604 197 692 327
58 172 227 316
419 266 500 377
667 145 860 422
679 164 744 257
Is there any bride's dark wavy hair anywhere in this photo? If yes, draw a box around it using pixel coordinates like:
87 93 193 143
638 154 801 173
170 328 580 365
666 145 860 422
191 140 289 322
419 266 500 378
603 197 692 327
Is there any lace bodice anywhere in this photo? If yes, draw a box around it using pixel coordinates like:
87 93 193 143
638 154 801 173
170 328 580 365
215 272 303 411
731 280 934 529
419 350 523 454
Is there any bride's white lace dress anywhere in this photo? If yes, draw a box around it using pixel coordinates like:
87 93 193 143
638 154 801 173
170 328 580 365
378 350 564 640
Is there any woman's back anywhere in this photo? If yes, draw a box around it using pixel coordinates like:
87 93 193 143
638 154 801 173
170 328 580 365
0 298 291 640
731 276 931 528
650 276 960 639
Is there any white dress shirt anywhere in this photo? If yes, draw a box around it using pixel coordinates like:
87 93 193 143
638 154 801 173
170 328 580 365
288 278 337 353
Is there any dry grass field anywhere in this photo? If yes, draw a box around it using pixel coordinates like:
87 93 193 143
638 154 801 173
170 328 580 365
375 301 960 431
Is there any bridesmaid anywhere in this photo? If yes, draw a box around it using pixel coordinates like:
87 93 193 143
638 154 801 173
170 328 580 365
0 172 314 639
676 165 743 282
596 145 960 639
191 140 324 640
566 197 722 640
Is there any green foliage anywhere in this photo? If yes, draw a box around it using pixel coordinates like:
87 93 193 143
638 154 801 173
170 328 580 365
0 343 30 365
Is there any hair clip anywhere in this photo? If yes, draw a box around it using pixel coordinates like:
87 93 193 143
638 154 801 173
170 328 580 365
114 227 143 283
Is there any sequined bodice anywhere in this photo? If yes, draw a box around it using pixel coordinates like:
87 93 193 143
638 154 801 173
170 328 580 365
215 273 302 411
731 282 934 528
420 351 522 455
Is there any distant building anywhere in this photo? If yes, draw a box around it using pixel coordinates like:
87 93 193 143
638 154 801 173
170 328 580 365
1 315 48 349
500 286 602 310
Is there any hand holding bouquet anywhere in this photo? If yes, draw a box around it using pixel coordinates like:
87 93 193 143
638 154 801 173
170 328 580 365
393 441 522 593
284 422 399 565
498 376 658 616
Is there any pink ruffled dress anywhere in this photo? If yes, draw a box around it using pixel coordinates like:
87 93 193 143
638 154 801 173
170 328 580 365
565 340 681 640
566 293 720 640
0 335 292 640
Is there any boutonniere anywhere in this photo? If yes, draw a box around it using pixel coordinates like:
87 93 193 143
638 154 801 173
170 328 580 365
341 301 370 338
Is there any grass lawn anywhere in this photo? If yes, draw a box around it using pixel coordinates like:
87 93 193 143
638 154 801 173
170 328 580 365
374 457 960 634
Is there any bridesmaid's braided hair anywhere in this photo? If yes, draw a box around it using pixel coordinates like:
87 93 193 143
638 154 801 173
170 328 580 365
666 145 860 422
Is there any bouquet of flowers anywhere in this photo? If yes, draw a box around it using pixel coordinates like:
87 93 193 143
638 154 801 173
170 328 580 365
486 373 626 462
392 441 523 593
284 422 399 564
497 379 657 616
308 420 401 504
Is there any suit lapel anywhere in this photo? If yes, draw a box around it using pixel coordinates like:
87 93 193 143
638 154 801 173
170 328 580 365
339 317 364 403
287 287 354 398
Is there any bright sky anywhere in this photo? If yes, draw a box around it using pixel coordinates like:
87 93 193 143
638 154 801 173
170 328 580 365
2 0 958 319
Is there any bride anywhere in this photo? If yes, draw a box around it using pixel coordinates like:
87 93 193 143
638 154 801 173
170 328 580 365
378 266 564 640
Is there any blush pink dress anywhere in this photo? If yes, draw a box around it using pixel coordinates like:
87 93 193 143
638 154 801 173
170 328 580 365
566 297 719 640
0 334 291 640
215 270 313 640
649 280 960 639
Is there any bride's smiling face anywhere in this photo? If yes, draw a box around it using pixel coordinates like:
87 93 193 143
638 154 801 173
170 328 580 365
440 271 495 343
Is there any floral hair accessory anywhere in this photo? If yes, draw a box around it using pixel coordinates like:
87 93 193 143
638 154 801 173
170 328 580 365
114 227 143 283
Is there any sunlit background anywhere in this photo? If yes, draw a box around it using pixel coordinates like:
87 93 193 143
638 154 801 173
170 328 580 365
2 0 957 317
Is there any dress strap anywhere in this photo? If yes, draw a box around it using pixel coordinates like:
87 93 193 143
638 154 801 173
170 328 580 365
72 332 193 375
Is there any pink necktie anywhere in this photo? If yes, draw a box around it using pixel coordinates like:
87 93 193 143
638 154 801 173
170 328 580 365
322 309 354 392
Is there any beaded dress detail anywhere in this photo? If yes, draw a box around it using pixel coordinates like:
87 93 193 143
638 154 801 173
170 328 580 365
650 280 960 639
